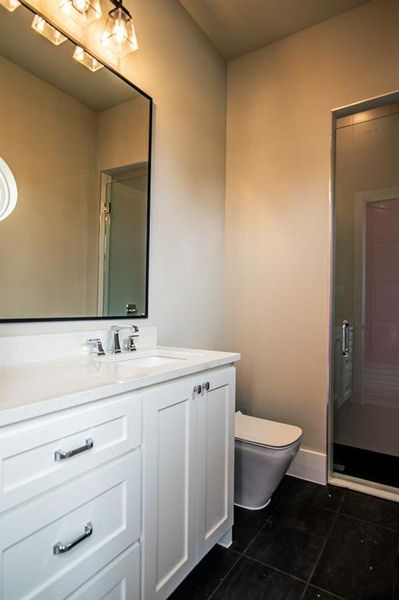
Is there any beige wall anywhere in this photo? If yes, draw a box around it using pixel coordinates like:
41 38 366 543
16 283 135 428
97 95 149 173
225 0 399 452
1 0 226 349
0 55 98 318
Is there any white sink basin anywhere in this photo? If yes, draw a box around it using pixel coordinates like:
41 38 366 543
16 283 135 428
93 350 196 368
117 355 184 368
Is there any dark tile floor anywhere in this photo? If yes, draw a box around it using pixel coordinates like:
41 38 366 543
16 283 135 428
169 476 399 600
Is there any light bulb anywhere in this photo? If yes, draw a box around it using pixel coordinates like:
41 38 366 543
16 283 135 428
102 5 138 57
113 18 127 44
59 0 101 26
72 0 89 13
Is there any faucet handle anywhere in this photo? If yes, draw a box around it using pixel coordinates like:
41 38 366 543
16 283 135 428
126 328 139 352
87 338 105 356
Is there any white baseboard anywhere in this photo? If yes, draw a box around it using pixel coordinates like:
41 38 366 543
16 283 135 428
287 448 327 485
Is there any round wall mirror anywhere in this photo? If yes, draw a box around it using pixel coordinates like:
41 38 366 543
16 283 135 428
0 157 18 221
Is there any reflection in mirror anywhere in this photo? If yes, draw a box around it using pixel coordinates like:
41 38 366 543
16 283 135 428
0 3 151 321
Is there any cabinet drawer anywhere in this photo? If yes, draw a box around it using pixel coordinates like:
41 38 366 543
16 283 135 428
1 392 141 512
66 543 140 600
1 451 141 600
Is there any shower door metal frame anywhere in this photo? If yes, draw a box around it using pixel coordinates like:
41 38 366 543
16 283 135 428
327 91 399 502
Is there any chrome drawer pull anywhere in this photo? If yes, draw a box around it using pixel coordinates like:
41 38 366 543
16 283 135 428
54 438 94 461
53 522 93 555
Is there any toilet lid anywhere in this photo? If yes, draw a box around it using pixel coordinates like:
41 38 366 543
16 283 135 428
235 411 302 448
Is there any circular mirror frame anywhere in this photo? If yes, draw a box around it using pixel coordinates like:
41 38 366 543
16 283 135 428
0 157 18 221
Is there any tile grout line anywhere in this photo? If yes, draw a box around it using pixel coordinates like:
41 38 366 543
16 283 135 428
232 551 309 585
230 545 349 598
338 488 399 533
209 545 349 600
239 495 285 555
307 582 348 600
304 495 345 591
338 510 399 534
207 489 354 600
206 551 242 600
207 496 286 600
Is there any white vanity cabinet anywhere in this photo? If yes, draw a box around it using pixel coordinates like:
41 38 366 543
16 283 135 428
1 357 237 600
142 366 235 600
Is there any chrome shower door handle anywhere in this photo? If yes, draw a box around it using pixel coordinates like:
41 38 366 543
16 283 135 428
342 320 349 357
53 522 93 555
54 438 94 461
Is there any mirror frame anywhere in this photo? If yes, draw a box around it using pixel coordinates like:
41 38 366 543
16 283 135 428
0 1 153 323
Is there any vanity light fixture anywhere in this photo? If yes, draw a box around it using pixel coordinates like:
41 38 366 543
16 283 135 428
102 0 138 57
73 46 103 71
32 15 67 46
60 0 102 27
0 0 21 11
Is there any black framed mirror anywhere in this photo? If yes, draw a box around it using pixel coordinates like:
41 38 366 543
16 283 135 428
0 2 152 322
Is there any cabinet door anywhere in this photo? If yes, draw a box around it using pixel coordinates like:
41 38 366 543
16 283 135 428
197 366 235 558
142 377 198 600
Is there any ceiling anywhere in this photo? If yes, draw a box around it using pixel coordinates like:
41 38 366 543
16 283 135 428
179 0 371 59
0 4 139 111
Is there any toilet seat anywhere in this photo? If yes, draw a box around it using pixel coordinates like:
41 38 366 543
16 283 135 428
235 411 302 449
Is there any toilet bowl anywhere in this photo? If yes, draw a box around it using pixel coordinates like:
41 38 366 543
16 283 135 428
234 411 302 510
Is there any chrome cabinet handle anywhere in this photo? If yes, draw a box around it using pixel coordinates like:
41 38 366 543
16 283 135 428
341 320 349 357
193 382 210 395
54 438 94 462
53 522 93 555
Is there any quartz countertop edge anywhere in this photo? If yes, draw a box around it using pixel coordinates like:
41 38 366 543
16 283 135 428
0 346 241 426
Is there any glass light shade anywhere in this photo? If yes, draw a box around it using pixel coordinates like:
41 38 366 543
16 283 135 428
60 0 102 27
0 0 21 12
73 46 103 72
0 157 18 221
102 6 138 57
32 15 67 46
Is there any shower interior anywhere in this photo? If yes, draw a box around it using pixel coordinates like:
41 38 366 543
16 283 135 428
331 99 399 491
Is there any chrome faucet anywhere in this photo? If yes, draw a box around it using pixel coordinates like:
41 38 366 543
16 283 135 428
109 325 139 354
109 326 123 354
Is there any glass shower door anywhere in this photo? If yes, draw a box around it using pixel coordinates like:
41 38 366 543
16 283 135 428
102 171 148 317
332 103 399 489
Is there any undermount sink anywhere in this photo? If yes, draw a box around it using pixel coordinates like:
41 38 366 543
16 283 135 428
93 350 194 368
117 355 185 368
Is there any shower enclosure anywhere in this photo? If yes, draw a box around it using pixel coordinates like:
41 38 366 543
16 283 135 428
331 99 399 493
99 167 149 317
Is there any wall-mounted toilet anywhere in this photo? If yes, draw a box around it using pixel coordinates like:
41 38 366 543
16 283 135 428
234 411 302 510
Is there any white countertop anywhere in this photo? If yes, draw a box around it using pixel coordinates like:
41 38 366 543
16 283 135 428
0 346 240 426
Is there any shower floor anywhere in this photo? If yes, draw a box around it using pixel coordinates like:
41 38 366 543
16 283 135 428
333 443 399 489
